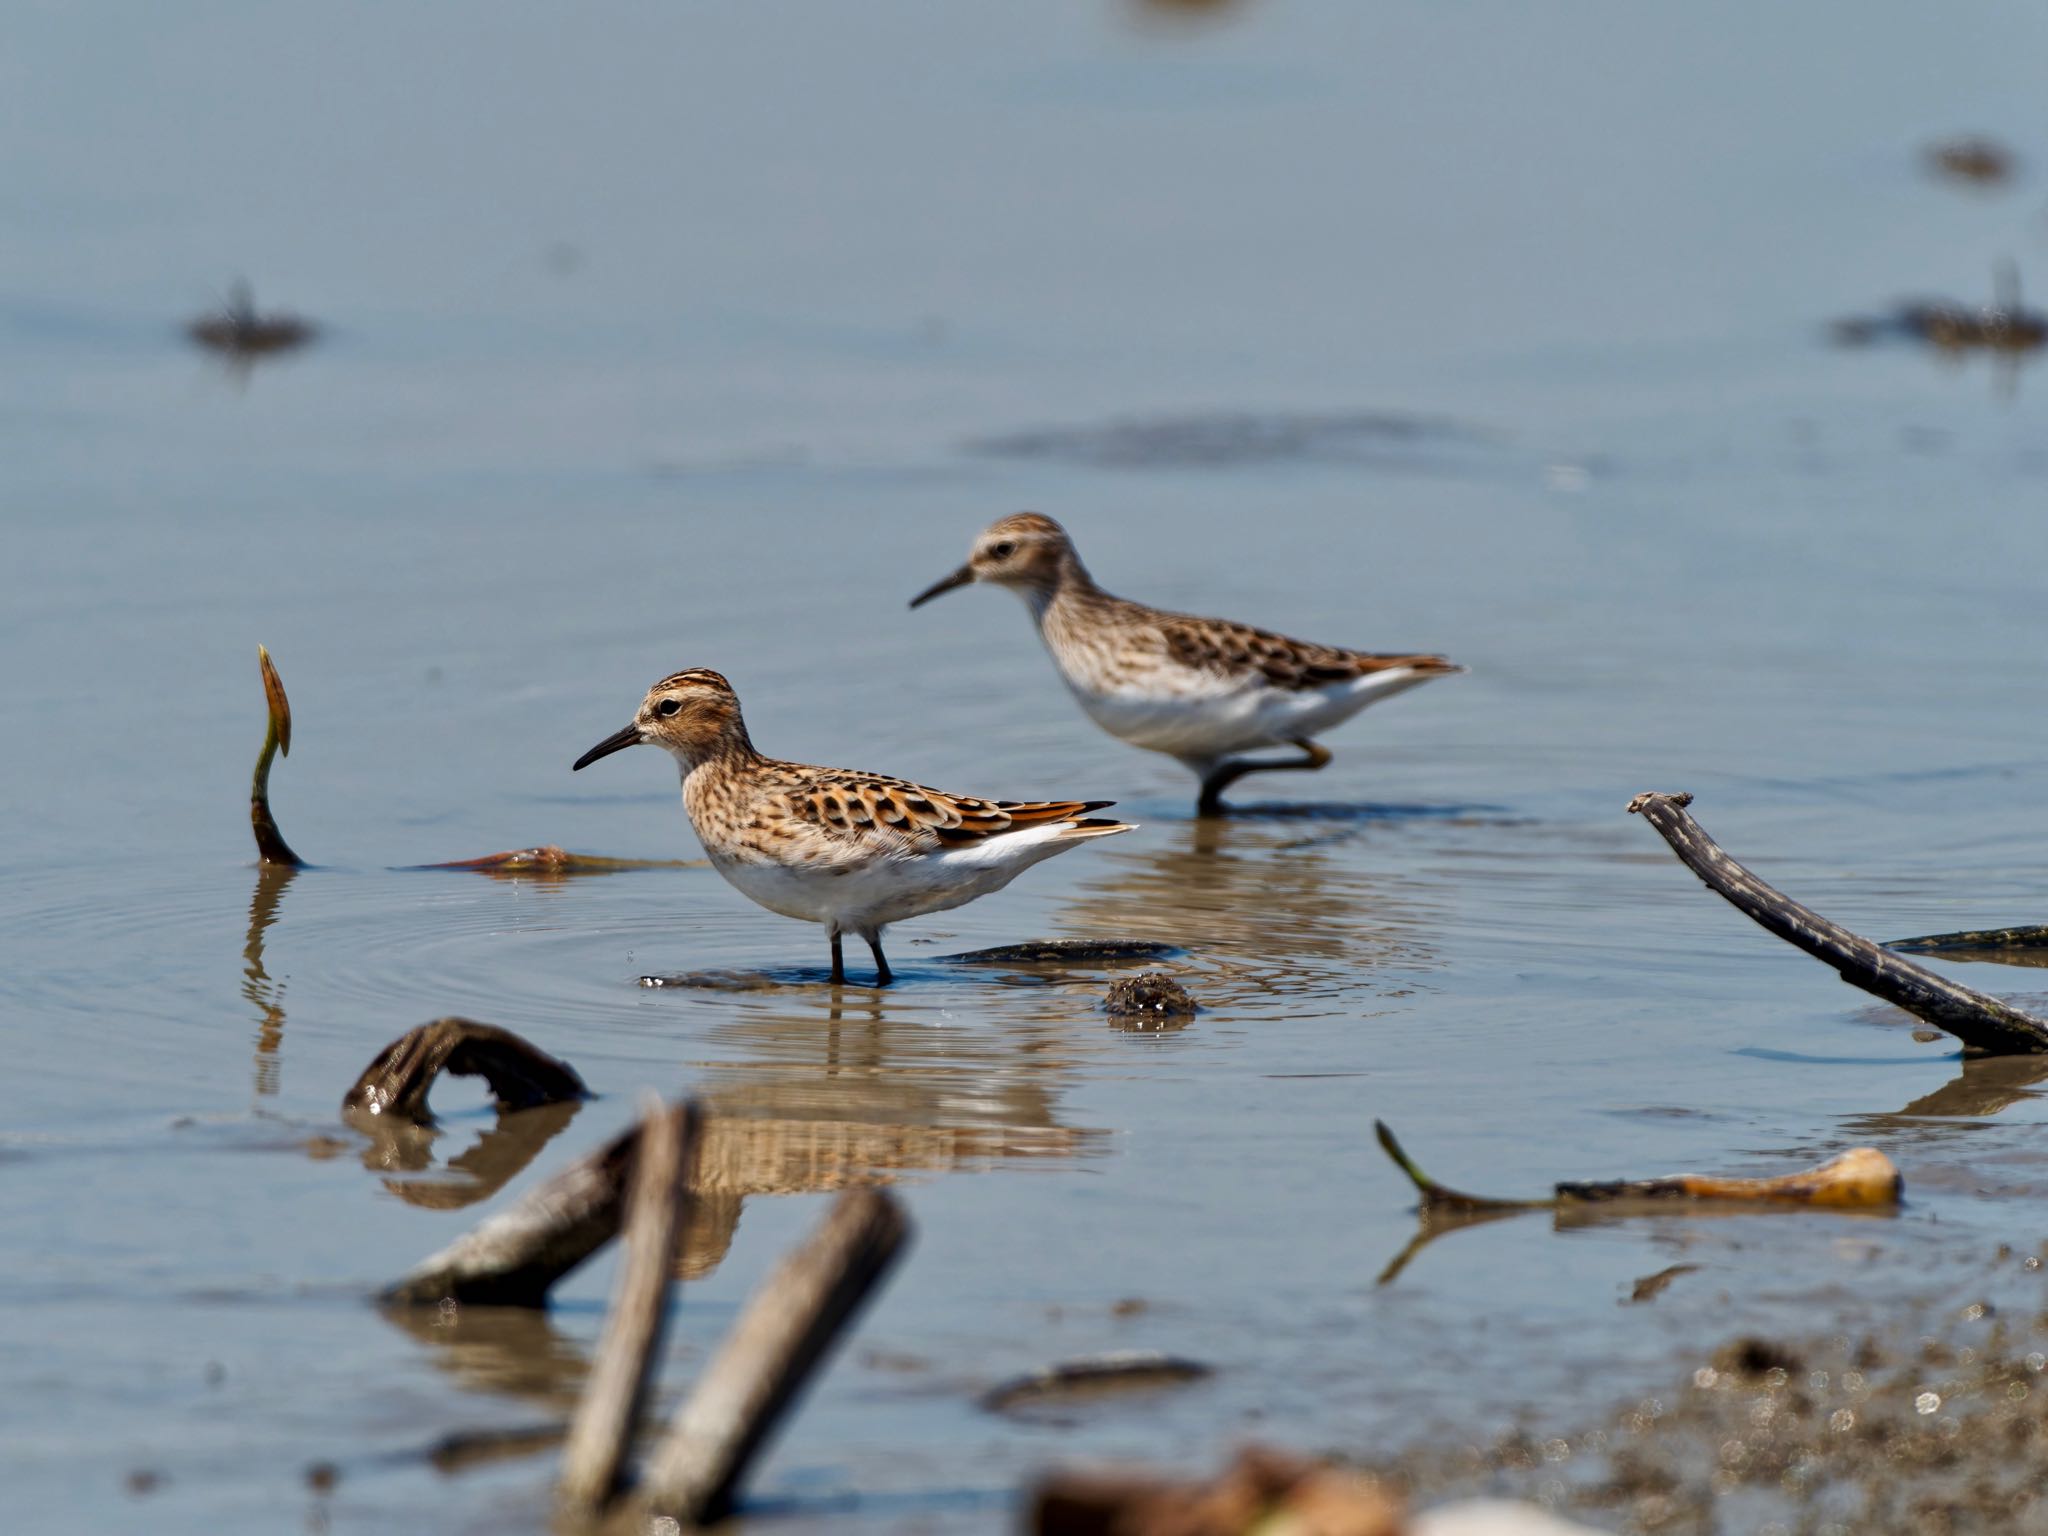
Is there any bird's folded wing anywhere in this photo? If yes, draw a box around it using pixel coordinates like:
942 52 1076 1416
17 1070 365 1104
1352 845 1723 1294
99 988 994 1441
786 769 1114 849
1156 613 1458 691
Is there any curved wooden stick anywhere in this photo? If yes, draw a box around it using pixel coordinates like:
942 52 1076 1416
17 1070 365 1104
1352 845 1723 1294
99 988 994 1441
251 646 304 867
1627 791 2048 1055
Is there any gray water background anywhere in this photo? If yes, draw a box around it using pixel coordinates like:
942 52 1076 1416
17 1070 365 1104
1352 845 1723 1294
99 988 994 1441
6 3 2048 1530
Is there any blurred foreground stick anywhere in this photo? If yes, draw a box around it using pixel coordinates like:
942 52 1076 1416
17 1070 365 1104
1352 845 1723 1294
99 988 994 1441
557 1096 699 1518
634 1187 911 1527
344 1018 587 1124
1627 791 2048 1055
382 1101 697 1308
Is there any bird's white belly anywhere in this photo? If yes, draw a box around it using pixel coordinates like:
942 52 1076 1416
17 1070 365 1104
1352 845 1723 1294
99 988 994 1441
1066 668 1435 760
707 825 1079 935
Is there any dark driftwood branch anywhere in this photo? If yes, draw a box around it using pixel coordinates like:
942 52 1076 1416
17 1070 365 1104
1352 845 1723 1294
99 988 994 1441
557 1096 700 1517
344 1018 587 1124
637 1187 911 1527
382 1104 693 1309
1627 791 2048 1055
251 645 304 867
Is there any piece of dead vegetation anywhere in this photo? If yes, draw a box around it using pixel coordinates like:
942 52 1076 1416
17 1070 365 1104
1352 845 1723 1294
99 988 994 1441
1105 972 1199 1020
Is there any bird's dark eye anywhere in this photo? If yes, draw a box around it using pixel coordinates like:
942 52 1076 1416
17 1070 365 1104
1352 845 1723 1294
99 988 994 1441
988 541 1016 560
655 698 682 718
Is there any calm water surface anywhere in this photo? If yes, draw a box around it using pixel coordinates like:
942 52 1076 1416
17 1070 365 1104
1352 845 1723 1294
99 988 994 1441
7 4 2048 1531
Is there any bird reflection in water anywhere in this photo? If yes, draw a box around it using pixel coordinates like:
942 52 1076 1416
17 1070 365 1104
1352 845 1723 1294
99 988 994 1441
1056 814 1448 1010
669 981 1111 1276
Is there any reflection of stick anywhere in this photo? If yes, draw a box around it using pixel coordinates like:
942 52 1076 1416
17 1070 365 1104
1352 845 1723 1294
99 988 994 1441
637 1188 911 1527
558 1096 699 1517
251 646 303 867
1891 923 2048 957
383 1106 694 1308
344 1018 586 1124
1627 791 2048 1055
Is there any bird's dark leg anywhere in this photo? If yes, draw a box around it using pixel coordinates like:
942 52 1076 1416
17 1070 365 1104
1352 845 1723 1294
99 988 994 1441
1196 738 1334 816
865 933 894 987
829 931 846 985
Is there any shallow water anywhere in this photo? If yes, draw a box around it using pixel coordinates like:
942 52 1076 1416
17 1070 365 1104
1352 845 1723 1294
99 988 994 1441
8 3 2048 1531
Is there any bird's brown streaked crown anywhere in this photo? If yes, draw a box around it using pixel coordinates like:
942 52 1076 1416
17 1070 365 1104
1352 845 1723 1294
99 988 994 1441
572 667 755 773
908 512 1084 609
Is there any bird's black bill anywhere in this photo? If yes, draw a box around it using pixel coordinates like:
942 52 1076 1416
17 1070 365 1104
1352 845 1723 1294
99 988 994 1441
908 564 974 609
573 723 643 771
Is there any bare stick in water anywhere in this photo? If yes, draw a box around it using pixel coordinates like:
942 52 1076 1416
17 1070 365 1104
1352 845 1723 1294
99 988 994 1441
382 1105 696 1308
557 1096 700 1518
637 1187 911 1527
1626 791 2048 1055
251 645 303 867
343 1018 587 1125
1376 1121 1900 1210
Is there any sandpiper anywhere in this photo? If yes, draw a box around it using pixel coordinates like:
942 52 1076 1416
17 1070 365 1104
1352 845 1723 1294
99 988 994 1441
572 668 1134 985
911 513 1464 814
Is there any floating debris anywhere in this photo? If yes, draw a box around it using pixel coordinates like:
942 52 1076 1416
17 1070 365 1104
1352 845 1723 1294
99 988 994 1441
425 1423 567 1476
1375 1121 1901 1212
1925 134 2016 186
1031 1444 1398 1536
414 846 702 877
1104 972 1199 1020
344 1018 587 1125
187 281 317 359
944 938 1183 965
982 1351 1214 1415
250 646 304 867
1627 790 2048 1054
1829 264 2047 366
1627 1263 1701 1305
965 410 1487 471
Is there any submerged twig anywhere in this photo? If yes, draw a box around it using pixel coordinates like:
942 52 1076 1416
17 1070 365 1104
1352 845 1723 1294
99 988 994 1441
1627 791 2048 1055
414 846 701 876
251 646 304 867
1376 1121 1900 1212
344 1019 587 1125
981 1352 1214 1415
188 281 317 358
635 1187 911 1528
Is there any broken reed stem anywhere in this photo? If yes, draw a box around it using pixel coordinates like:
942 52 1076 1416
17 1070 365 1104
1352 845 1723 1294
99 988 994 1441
251 645 304 867
1627 791 2048 1055
557 1096 700 1519
1373 1121 1545 1212
382 1106 692 1309
637 1187 911 1528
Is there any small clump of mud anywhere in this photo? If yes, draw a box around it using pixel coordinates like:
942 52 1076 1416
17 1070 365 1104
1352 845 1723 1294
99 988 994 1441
1368 1297 2048 1533
1105 972 1198 1020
